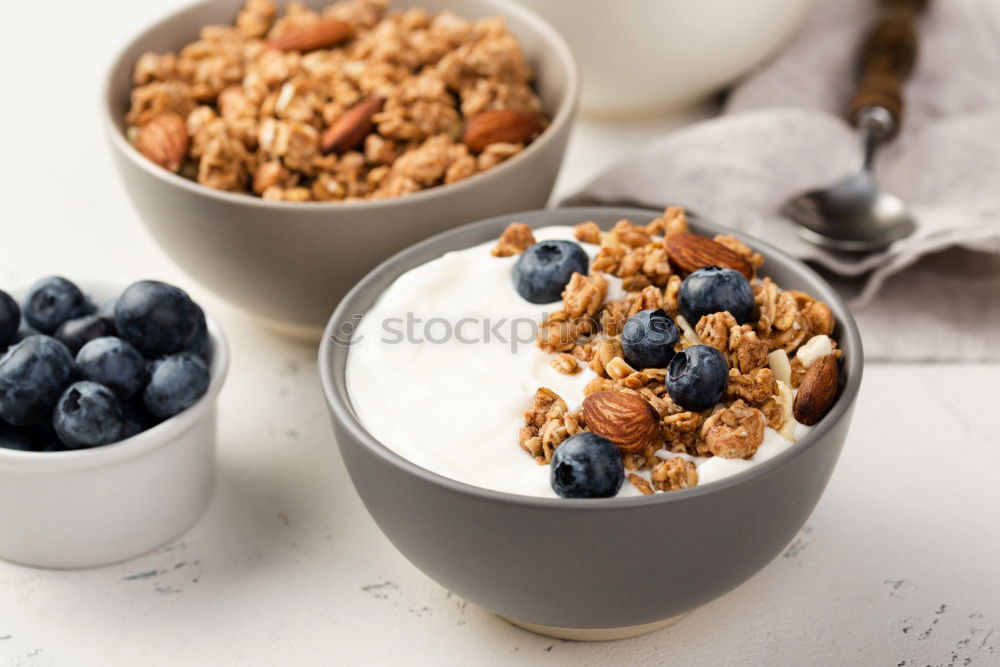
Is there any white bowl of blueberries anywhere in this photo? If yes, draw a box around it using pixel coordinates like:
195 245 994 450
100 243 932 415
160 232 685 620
0 277 228 568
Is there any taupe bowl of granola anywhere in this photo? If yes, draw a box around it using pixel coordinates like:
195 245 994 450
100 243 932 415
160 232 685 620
103 0 578 337
319 207 863 639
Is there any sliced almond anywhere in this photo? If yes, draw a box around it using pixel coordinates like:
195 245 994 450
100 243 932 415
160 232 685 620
582 391 660 454
796 334 834 369
774 380 796 442
675 315 702 346
265 18 353 52
792 354 839 425
664 233 754 279
768 349 792 385
136 112 189 173
628 473 654 495
320 97 386 155
462 109 543 153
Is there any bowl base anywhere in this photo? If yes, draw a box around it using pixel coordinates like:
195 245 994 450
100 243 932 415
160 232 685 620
579 91 711 121
502 613 683 641
253 314 326 344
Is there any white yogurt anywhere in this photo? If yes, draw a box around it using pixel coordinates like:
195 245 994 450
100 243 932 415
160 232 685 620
346 226 811 498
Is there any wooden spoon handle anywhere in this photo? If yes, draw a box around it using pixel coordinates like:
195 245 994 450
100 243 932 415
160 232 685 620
847 0 927 132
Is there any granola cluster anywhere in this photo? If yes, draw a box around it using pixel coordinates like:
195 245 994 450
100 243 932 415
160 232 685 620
502 208 843 496
519 387 583 465
125 0 547 201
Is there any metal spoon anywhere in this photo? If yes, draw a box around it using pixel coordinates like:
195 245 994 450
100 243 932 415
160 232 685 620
783 106 915 252
782 0 926 252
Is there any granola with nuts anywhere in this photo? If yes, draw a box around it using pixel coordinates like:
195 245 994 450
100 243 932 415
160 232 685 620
495 208 844 496
651 457 699 491
490 222 535 257
562 272 608 320
549 352 580 375
125 0 548 202
628 473 654 495
518 387 583 464
573 221 602 245
699 400 767 459
725 367 778 406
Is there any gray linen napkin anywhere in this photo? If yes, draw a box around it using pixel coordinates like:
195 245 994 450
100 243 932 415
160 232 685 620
563 0 1000 361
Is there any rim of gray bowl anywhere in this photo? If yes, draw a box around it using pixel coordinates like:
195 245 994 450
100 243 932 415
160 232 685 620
0 281 230 472
101 0 580 212
319 206 865 510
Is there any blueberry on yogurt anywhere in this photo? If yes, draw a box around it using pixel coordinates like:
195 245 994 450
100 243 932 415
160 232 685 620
53 381 124 449
621 309 679 370
513 240 589 304
665 344 729 411
679 267 755 325
115 281 199 357
550 432 624 498
0 335 76 426
143 352 210 419
23 276 95 334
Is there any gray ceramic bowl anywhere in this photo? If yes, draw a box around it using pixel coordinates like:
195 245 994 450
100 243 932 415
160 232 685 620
103 0 578 339
319 207 863 639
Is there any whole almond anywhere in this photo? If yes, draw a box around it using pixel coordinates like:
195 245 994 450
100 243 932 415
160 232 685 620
136 112 189 173
321 97 385 155
265 18 353 52
664 233 754 279
792 354 839 425
462 109 543 153
582 391 660 454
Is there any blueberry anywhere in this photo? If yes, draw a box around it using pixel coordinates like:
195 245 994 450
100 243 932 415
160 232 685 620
621 309 679 369
183 305 210 361
54 315 117 356
143 352 210 419
665 344 729 411
2 422 65 452
53 381 123 448
0 424 34 451
550 432 624 498
97 299 118 321
23 419 61 450
0 290 19 348
0 336 75 426
14 319 41 345
23 276 95 334
513 240 589 304
35 441 68 453
679 267 755 325
76 337 147 400
120 402 150 440
115 281 199 357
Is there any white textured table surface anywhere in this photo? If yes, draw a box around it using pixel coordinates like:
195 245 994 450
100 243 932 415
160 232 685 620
1 2 998 665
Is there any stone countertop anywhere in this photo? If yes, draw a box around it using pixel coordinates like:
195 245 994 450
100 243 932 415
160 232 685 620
0 1 997 665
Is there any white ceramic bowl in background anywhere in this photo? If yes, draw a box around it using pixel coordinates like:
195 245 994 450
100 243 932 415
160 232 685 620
0 283 229 569
515 0 813 116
